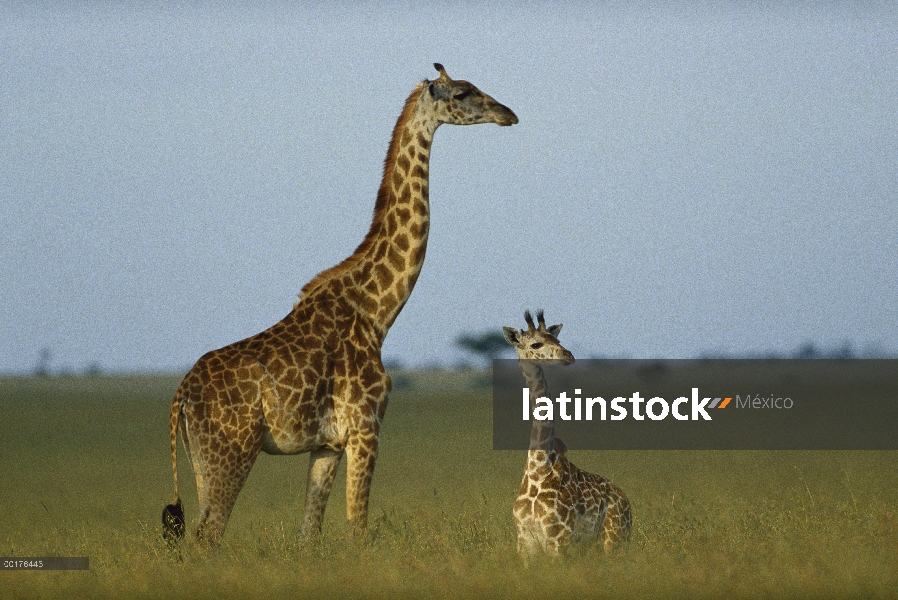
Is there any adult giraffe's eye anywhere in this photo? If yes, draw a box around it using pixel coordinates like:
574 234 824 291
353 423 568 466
453 90 471 100
530 343 543 349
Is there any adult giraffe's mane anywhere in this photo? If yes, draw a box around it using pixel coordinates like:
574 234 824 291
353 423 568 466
296 81 427 304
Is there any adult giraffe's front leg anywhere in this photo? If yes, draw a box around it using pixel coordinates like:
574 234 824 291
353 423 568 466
300 447 344 538
344 430 381 531
339 363 389 532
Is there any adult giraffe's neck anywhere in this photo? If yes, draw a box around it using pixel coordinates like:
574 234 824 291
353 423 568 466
518 360 556 455
297 84 436 342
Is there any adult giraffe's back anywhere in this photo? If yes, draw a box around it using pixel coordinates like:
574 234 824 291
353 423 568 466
162 64 517 544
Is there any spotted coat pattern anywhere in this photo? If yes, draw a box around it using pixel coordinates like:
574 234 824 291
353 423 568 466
503 311 632 555
163 64 517 544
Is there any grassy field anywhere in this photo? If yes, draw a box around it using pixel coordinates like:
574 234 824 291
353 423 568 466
1 372 896 598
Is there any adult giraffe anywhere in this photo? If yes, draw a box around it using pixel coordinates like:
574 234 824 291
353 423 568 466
162 64 517 544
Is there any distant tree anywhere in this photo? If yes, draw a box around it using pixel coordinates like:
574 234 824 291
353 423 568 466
455 331 512 363
792 341 819 359
791 341 856 359
35 347 52 377
85 362 103 377
830 341 855 359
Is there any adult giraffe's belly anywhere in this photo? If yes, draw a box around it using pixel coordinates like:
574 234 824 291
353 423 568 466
259 406 342 455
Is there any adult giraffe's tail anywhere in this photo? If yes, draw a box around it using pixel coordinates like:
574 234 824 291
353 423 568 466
162 388 185 542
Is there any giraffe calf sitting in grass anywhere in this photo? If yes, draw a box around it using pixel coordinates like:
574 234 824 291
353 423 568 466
503 310 632 555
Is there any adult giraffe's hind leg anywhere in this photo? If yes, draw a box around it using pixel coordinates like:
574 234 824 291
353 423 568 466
184 393 265 544
193 437 262 545
300 447 344 538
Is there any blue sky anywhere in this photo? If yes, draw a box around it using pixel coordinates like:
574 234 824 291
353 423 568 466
1 2 896 373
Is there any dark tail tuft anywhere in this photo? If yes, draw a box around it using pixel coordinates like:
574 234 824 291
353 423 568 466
162 498 185 543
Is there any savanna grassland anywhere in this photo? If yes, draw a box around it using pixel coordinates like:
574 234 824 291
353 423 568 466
1 373 896 599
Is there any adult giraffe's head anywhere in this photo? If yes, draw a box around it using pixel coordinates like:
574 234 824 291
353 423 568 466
503 310 575 365
425 63 518 127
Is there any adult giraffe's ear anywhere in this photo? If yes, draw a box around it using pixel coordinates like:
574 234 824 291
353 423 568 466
547 324 563 338
502 327 520 346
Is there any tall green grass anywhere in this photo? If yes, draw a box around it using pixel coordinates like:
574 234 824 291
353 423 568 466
1 374 896 598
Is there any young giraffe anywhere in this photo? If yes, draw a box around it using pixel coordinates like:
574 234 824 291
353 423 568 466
503 310 632 555
162 64 517 544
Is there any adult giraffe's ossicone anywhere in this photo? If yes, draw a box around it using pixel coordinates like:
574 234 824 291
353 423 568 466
162 64 517 544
